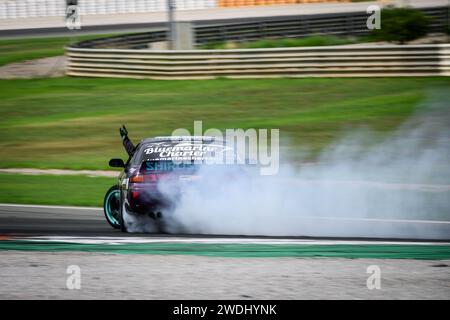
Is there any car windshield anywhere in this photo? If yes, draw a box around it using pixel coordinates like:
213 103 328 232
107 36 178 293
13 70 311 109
134 140 239 165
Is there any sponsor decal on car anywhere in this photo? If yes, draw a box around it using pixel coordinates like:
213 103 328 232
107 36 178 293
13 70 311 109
143 142 232 162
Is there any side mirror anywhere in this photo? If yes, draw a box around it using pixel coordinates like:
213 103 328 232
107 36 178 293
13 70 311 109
109 158 125 168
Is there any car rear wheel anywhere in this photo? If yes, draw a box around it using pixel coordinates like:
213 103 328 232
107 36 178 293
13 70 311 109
103 185 121 229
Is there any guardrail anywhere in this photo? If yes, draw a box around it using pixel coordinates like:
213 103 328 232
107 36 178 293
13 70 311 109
66 44 450 79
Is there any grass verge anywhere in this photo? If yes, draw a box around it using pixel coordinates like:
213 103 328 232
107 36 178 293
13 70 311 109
0 34 122 66
0 173 115 207
200 35 369 49
1 77 448 169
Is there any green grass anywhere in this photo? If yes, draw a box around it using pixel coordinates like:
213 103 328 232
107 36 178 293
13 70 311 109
1 76 448 170
0 34 122 66
200 35 368 49
0 173 115 207
0 35 362 66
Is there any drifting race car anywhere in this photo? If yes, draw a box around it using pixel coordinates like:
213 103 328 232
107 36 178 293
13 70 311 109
103 134 239 233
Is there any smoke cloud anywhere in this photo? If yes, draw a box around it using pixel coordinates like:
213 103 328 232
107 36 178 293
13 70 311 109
156 90 450 240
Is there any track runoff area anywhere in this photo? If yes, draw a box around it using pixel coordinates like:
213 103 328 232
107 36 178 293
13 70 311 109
0 203 449 260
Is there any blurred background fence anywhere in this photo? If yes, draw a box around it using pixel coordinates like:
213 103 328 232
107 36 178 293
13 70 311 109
0 0 353 19
0 0 215 19
68 6 449 48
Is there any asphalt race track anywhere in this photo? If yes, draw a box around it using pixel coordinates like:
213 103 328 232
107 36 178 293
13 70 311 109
1 203 449 241
0 204 450 241
0 203 122 237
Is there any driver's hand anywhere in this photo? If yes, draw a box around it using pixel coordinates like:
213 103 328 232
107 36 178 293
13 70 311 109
119 125 128 140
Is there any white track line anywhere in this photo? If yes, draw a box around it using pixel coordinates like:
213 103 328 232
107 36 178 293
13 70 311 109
0 203 101 211
284 216 450 225
1 203 449 224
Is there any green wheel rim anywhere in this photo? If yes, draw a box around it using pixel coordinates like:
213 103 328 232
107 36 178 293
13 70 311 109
105 190 120 226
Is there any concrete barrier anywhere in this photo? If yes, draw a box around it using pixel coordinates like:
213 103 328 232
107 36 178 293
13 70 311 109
66 44 450 79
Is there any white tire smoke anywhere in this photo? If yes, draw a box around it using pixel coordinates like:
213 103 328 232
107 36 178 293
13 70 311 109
158 91 450 239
